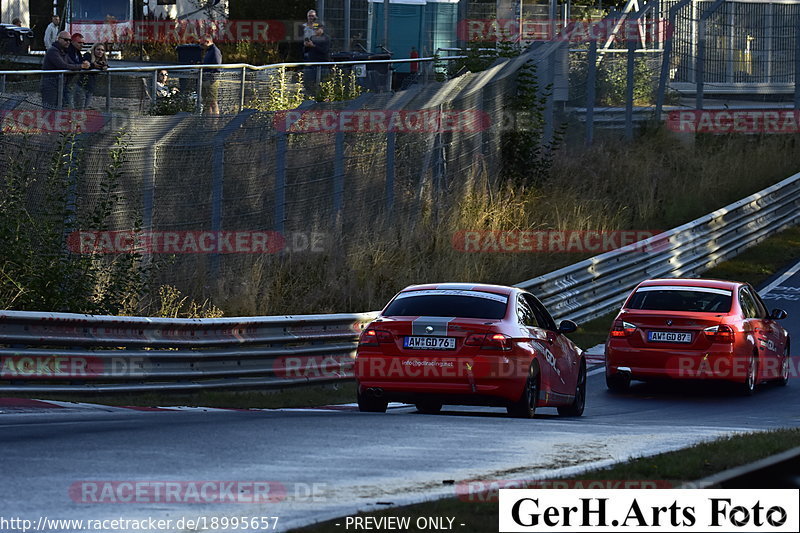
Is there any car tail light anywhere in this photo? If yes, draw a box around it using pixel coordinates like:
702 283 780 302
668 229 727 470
465 332 511 350
359 329 393 346
703 324 735 343
610 320 637 337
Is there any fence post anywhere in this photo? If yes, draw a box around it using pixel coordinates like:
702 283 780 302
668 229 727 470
0 74 5 93
625 35 636 140
386 131 395 216
796 23 800 109
239 67 247 112
106 71 111 112
274 132 287 235
656 0 692 122
586 40 597 146
57 73 64 108
543 50 556 147
151 70 158 110
695 0 727 111
210 110 256 276
196 68 204 114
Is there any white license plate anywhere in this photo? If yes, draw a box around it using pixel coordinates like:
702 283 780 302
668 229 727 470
403 336 456 350
648 331 692 343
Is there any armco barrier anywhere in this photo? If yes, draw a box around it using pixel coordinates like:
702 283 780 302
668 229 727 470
0 311 377 392
516 170 800 324
1 171 799 393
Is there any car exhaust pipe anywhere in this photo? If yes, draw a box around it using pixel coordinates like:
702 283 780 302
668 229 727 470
617 366 631 375
367 387 384 398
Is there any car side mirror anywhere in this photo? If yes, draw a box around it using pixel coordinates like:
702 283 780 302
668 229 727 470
558 320 578 334
770 308 788 320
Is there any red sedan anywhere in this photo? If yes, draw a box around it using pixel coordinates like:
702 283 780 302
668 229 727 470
355 283 587 417
605 278 790 394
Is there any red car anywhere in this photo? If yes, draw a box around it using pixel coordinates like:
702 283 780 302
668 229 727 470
606 278 790 394
355 283 587 418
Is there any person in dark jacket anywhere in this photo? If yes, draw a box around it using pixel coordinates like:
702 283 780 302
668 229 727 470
200 34 222 115
303 24 330 95
41 31 89 108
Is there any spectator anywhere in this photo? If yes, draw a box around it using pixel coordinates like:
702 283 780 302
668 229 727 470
41 31 89 108
200 34 222 115
303 24 330 96
44 15 60 49
64 33 85 108
12 18 22 27
78 42 108 109
302 9 319 59
156 70 177 98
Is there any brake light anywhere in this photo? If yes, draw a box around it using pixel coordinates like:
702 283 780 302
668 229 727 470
359 329 393 346
465 333 511 350
610 320 637 337
703 324 735 343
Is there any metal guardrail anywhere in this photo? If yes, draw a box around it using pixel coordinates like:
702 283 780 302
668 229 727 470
516 170 800 324
0 311 378 392
1 171 799 393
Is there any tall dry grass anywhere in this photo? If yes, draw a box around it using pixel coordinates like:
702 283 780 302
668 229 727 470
197 130 800 316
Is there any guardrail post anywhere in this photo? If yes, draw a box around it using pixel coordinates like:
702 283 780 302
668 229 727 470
586 40 597 146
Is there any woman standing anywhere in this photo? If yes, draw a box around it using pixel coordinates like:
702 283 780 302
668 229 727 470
79 43 109 109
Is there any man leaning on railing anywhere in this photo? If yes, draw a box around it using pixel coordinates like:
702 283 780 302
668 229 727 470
41 30 89 109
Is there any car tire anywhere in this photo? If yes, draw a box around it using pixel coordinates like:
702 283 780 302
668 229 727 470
357 389 388 413
559 359 586 417
415 402 442 414
606 371 630 393
778 345 790 387
507 363 539 419
740 354 758 396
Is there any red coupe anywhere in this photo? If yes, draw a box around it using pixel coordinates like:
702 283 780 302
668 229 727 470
605 278 790 394
355 283 587 417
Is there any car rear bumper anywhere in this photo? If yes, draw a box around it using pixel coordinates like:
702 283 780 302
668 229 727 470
358 380 520 406
606 344 750 382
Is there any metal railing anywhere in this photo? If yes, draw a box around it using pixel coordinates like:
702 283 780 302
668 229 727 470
0 55 464 115
0 311 378 392
516 170 800 324
1 171 798 393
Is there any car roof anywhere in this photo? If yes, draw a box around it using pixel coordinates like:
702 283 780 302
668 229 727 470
399 283 517 296
637 278 742 291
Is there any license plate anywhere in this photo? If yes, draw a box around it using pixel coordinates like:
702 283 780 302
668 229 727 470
648 331 692 343
403 336 456 350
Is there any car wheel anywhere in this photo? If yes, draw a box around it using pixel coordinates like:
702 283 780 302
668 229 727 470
606 371 630 393
740 354 758 396
778 345 790 387
558 359 586 417
507 363 539 419
415 402 442 414
357 388 388 413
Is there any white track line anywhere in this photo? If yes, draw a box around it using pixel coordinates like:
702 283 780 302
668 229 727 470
760 258 800 296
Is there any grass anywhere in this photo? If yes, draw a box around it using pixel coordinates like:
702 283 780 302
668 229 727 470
291 428 800 533
5 382 355 409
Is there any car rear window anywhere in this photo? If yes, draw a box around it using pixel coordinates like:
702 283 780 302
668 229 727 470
626 286 732 313
383 290 508 319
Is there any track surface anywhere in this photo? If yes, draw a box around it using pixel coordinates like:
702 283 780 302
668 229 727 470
2 263 800 532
